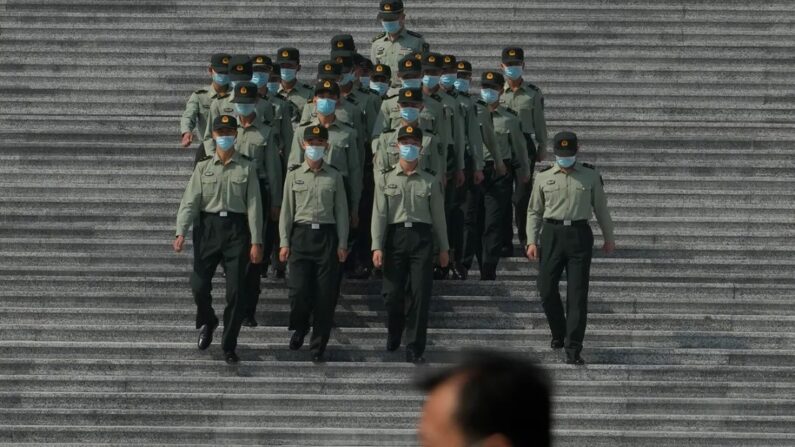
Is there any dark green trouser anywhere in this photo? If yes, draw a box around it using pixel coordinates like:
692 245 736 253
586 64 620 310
191 212 251 353
461 162 511 275
382 223 433 355
537 221 594 357
287 224 340 355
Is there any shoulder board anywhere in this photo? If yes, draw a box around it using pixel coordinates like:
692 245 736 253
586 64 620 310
218 92 230 99
423 168 436 176
298 120 313 127
306 98 315 104
239 154 252 161
406 30 423 38
582 163 596 170
423 126 434 133
526 82 541 92
274 92 287 100
382 128 396 134
197 154 213 163
288 164 302 172
445 90 458 98
301 83 312 89
430 93 441 101
504 107 518 116
381 167 392 174
327 164 339 171
385 93 398 99
372 32 386 42
194 89 208 94
459 92 470 98
345 95 359 104
540 165 553 172
337 120 354 128
476 99 487 107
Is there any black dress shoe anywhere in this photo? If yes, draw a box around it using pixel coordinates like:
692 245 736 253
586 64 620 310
289 330 307 350
453 264 468 280
241 316 258 328
275 268 286 279
406 350 425 364
500 245 513 258
432 266 448 280
311 352 325 363
197 321 218 350
372 268 383 279
224 351 240 364
551 339 564 349
386 334 402 352
566 354 585 365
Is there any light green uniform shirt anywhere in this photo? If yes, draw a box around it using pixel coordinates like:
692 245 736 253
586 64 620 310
474 100 510 163
278 81 314 123
526 162 615 245
371 165 448 251
372 126 443 179
180 84 226 137
234 119 283 206
492 105 531 180
501 80 548 158
370 27 429 85
203 94 276 145
260 92 294 158
455 91 485 171
300 95 367 154
279 162 349 249
438 89 466 172
175 151 264 244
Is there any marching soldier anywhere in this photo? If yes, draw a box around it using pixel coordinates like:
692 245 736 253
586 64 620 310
180 53 231 165
526 131 615 365
173 115 264 364
280 125 350 362
369 63 392 99
370 0 428 86
371 126 448 364
501 47 548 253
276 47 314 122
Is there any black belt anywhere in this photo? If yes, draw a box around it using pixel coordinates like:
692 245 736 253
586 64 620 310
544 219 588 226
295 223 335 230
389 222 431 229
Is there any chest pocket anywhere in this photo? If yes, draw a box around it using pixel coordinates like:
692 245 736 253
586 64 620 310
228 174 247 197
541 183 560 206
200 176 217 197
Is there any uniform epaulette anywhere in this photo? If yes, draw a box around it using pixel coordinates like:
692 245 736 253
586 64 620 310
301 83 313 89
406 30 423 38
327 164 339 171
194 89 208 94
298 120 313 127
385 93 398 99
218 92 230 98
381 167 392 174
338 120 354 128
459 92 470 98
526 82 541 92
582 163 595 170
306 98 314 104
445 90 458 98
345 95 359 104
197 154 213 163
372 32 386 42
476 99 487 107
288 164 302 171
430 93 442 102
258 93 268 100
539 165 553 172
423 168 437 176
382 128 397 134
276 92 287 100
239 154 252 161
504 107 518 116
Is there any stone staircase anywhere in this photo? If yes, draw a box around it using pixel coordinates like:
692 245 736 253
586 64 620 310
0 0 794 445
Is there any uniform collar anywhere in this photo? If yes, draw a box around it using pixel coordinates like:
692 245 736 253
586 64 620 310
239 116 261 130
503 80 527 94
387 27 408 42
212 150 241 165
302 160 327 173
210 84 228 99
551 162 579 174
394 163 418 176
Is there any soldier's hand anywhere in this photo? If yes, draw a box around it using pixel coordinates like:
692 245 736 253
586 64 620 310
455 170 465 187
526 244 539 261
338 248 349 263
180 132 193 148
270 207 280 222
473 170 484 185
372 250 384 268
439 250 450 268
250 244 264 264
603 241 616 255
279 247 290 263
350 213 360 229
173 235 185 253
496 161 508 177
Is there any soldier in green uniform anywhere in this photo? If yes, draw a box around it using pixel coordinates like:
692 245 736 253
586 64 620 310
526 131 615 365
371 126 448 363
276 47 314 123
501 47 549 253
225 82 283 327
370 0 428 86
180 53 231 165
279 125 350 362
173 114 264 364
369 63 392 99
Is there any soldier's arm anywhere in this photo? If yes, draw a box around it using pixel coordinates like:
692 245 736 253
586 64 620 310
334 173 350 249
431 137 445 182
370 174 388 251
533 90 548 159
203 100 220 141
478 112 501 161
591 171 615 244
371 101 389 138
175 167 202 237
526 176 545 245
264 135 283 206
280 109 294 157
510 119 531 179
466 103 485 171
246 166 264 244
372 138 386 174
347 130 364 212
453 104 467 171
180 92 200 135
279 173 295 248
430 178 450 251
287 127 303 166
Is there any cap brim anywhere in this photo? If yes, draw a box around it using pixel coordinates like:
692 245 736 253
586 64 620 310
213 124 237 131
481 82 502 90
229 73 252 81
502 57 523 64
378 11 402 20
211 65 229 73
317 74 339 81
554 148 577 157
230 96 257 104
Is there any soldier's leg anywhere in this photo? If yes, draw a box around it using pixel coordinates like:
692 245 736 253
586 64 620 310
309 227 341 355
537 224 568 342
459 160 483 274
190 214 223 329
563 225 594 358
513 177 532 248
404 225 434 356
481 170 510 279
382 226 410 341
287 226 315 334
349 167 374 277
500 169 516 256
219 215 251 354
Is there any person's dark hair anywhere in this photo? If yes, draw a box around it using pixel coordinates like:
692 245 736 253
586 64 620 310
416 350 551 447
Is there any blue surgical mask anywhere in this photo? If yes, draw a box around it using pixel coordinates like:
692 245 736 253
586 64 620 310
382 20 401 34
556 155 576 168
213 73 230 86
340 72 355 86
454 78 470 93
440 74 457 89
316 98 337 116
215 136 235 151
251 72 268 88
503 65 523 80
304 145 325 161
280 68 297 82
234 103 256 117
480 88 500 104
402 78 422 89
370 81 389 96
399 106 420 123
359 76 371 89
399 144 420 162
266 82 280 95
422 75 440 89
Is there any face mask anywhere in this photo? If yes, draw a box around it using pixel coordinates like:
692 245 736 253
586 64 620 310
229 80 239 91
422 75 440 89
370 81 389 96
556 155 576 168
454 78 470 93
359 76 371 89
503 65 523 80
402 78 422 89
382 20 401 34
480 88 500 104
316 98 337 116
280 68 297 82
251 72 268 88
340 72 355 86
399 144 420 162
440 74 457 89
266 82 280 95
215 136 235 151
213 73 230 86
399 106 420 123
234 103 256 117
304 145 325 161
